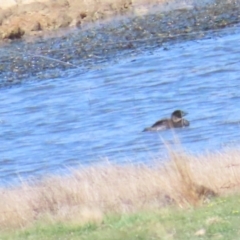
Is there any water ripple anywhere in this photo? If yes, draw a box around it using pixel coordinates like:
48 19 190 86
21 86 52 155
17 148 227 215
1 26 240 185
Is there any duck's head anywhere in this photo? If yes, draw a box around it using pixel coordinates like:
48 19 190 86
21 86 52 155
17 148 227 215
171 110 188 123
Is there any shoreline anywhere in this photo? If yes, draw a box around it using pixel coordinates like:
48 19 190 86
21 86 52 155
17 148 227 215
0 0 240 88
0 0 163 41
0 1 239 48
0 0 216 41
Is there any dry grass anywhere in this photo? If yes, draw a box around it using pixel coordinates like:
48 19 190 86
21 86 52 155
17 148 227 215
1 148 240 230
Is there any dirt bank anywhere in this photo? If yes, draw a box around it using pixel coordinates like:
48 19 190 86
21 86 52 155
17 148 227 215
0 0 170 40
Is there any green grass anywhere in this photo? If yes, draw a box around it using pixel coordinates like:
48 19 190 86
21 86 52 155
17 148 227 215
2 194 240 240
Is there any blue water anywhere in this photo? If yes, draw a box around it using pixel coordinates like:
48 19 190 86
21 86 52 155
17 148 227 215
0 26 240 186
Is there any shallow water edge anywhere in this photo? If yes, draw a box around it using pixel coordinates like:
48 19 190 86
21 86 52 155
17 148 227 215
1 0 240 87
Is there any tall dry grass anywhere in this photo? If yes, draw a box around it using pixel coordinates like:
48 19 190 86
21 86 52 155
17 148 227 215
1 148 240 229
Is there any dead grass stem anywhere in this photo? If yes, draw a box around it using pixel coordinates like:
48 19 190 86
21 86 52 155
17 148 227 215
1 148 240 229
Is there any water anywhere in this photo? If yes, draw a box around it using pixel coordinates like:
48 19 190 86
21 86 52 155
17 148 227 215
0 23 240 186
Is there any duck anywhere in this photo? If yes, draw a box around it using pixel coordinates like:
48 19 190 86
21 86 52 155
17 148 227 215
143 110 190 132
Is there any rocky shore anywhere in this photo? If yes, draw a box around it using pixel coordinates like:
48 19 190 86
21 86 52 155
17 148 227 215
0 0 142 40
0 0 240 41
0 0 240 88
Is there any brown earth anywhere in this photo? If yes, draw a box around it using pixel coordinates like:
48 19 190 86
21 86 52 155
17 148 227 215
0 0 168 40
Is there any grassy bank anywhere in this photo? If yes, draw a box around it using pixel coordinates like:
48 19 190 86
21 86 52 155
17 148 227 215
1 194 240 239
1 149 240 237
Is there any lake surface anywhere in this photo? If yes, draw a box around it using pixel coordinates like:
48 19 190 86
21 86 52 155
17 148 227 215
1 15 240 186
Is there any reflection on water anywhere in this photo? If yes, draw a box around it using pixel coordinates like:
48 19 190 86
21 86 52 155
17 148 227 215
0 26 240 186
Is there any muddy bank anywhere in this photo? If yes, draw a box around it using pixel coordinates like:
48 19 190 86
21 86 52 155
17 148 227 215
0 0 240 87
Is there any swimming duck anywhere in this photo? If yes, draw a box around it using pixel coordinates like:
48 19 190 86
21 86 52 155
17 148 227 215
143 110 190 132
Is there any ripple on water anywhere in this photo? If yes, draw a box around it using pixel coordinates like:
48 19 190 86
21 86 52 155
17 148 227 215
1 25 240 185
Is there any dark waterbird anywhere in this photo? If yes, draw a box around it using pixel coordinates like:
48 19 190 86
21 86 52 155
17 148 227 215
143 110 190 132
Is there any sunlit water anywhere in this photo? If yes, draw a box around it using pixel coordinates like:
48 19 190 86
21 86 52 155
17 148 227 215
0 26 240 186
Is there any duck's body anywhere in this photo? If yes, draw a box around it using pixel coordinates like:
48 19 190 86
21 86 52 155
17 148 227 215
143 110 190 132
